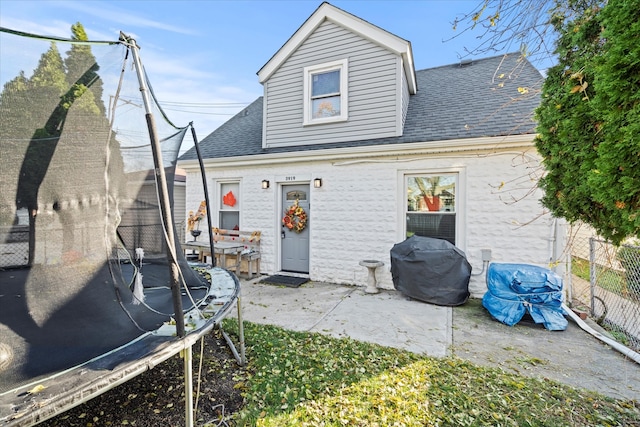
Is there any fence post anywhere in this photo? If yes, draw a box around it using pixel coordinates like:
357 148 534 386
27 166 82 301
589 237 596 316
566 253 573 303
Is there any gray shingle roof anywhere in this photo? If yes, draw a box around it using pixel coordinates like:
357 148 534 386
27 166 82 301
179 52 543 162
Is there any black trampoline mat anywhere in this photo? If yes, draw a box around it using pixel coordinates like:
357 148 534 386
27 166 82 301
0 263 208 394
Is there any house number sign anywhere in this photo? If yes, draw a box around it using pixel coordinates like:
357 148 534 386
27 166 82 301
276 174 311 183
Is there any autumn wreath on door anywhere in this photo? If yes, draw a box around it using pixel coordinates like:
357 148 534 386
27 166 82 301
282 199 307 233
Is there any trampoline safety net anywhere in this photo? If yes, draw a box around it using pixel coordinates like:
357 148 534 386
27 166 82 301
0 26 220 418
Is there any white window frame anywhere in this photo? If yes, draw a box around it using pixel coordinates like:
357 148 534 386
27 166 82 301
398 168 467 251
303 59 348 126
217 180 241 230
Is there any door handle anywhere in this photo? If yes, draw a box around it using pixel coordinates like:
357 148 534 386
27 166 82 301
281 230 285 239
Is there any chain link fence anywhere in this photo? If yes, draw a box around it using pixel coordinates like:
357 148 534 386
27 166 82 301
0 225 29 267
1 221 181 268
568 227 640 351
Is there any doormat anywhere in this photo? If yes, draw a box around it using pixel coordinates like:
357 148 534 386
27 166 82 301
260 275 309 288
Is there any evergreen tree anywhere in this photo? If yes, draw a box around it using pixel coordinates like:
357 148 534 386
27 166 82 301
15 42 68 211
534 1 604 236
0 71 30 139
20 42 67 138
590 0 640 242
535 0 640 244
0 72 30 223
64 22 105 116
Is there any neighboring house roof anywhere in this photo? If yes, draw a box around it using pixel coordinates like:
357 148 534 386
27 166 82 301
258 2 417 94
180 53 543 162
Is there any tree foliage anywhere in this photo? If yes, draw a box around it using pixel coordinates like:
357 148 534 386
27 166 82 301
535 0 640 244
534 1 604 235
589 0 640 242
0 43 67 140
65 22 105 117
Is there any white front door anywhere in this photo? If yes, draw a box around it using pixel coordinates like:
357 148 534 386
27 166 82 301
281 184 310 273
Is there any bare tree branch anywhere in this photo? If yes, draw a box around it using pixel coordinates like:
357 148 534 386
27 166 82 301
448 0 559 68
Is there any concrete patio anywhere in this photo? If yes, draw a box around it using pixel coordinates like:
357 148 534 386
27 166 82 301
233 277 640 402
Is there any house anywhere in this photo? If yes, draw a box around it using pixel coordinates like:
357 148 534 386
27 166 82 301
178 2 566 297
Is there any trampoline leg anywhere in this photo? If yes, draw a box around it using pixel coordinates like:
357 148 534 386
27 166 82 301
220 295 247 366
238 296 246 365
183 346 194 427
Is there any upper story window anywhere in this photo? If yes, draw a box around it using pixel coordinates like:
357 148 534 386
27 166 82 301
303 59 348 125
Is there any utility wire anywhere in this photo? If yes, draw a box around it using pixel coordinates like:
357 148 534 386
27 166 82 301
160 108 240 116
157 101 250 107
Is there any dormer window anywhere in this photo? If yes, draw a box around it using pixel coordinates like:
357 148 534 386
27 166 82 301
303 59 348 125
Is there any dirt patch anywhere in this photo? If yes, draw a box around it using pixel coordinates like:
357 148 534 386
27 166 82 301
38 331 244 427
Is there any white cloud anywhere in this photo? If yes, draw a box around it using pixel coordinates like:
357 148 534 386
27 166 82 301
55 0 198 35
1 16 75 39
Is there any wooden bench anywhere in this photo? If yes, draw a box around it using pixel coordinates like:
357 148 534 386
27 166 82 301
201 228 261 279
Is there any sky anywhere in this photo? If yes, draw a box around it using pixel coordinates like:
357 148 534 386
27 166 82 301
0 0 536 148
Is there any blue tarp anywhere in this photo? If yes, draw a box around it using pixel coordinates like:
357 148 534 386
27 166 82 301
482 263 567 331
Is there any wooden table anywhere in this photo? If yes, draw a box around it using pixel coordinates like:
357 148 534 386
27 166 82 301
182 240 244 270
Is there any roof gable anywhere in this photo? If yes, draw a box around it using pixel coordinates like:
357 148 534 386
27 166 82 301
257 2 417 94
179 53 543 163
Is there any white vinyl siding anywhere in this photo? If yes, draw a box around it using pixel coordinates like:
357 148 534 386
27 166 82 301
173 181 186 244
401 69 410 129
263 20 402 148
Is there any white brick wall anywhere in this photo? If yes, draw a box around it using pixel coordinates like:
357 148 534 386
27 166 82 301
183 146 566 298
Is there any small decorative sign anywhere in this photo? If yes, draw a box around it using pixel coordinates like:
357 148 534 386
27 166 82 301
223 191 236 207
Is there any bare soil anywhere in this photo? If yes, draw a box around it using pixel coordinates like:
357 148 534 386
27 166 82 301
38 331 244 427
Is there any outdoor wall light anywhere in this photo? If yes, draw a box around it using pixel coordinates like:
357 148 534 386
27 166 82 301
261 180 270 189
313 178 322 188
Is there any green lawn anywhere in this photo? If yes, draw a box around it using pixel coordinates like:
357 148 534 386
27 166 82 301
572 256 627 295
223 320 639 426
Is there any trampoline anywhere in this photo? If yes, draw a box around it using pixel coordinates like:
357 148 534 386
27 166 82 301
0 28 243 426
